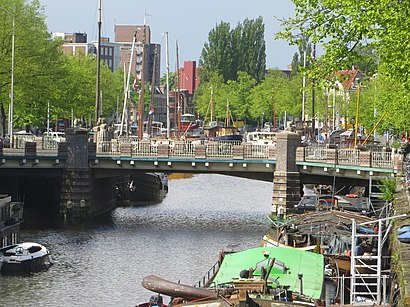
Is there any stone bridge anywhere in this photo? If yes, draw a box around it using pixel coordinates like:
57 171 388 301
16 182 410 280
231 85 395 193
0 128 403 219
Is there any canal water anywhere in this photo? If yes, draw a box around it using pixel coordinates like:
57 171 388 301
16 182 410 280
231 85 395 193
0 174 273 307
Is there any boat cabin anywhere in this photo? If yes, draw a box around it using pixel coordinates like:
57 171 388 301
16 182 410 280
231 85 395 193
246 131 277 145
180 113 198 132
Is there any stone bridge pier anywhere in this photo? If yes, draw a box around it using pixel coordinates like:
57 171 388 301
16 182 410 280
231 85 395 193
271 131 301 218
60 127 117 219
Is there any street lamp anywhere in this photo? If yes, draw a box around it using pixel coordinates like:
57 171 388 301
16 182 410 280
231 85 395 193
0 7 15 146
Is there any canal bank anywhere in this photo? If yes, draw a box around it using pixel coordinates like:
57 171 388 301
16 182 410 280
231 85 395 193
390 178 410 306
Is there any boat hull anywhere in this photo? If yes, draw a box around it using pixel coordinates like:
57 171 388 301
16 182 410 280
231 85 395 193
216 135 243 141
119 173 168 204
131 173 168 203
1 254 51 274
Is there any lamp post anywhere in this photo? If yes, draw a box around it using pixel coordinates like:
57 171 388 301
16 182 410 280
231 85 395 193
1 7 15 145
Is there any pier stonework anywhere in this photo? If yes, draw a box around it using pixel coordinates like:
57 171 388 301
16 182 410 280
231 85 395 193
271 131 301 217
60 128 116 219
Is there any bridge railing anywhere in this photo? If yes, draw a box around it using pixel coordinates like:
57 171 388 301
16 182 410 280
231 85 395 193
305 146 328 161
303 145 396 169
338 148 360 165
0 137 398 170
371 151 393 168
93 139 277 160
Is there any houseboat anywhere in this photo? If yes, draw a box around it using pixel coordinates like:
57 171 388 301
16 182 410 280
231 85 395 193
141 246 324 306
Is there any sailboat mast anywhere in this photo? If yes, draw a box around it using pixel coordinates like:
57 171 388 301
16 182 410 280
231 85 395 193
148 44 158 137
120 32 137 136
95 0 102 123
138 22 147 140
225 99 229 127
164 32 170 139
176 40 181 138
273 92 277 130
210 86 214 124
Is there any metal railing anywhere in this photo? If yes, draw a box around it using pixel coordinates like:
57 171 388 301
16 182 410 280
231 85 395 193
338 149 360 165
371 151 393 168
305 146 328 161
194 259 221 288
94 139 275 160
0 137 398 170
304 146 396 168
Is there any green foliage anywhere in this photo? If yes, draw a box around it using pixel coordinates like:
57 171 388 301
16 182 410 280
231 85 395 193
194 69 303 125
346 45 379 75
277 0 410 133
54 55 122 125
351 72 410 134
160 71 176 91
194 71 255 123
290 41 312 76
0 0 124 132
378 178 397 202
0 0 65 130
200 17 266 83
249 70 302 124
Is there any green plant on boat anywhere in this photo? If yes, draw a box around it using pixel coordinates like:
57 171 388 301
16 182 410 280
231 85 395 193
378 177 397 202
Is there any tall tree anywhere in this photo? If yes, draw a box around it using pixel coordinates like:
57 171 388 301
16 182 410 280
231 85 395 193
278 0 410 88
0 0 65 131
249 69 302 125
199 17 266 83
239 17 266 83
199 22 233 82
278 0 410 131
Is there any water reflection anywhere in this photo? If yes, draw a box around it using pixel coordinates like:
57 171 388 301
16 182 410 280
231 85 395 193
1 174 273 307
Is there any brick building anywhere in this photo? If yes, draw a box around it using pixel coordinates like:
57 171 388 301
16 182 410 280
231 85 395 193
53 32 120 72
114 25 161 86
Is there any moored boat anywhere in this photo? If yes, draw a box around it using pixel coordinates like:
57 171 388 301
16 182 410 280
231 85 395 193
0 242 52 274
129 173 168 203
117 172 168 205
246 131 277 145
141 246 324 306
214 126 243 142
397 227 410 243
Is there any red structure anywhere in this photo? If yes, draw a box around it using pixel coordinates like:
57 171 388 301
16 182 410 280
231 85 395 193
179 61 199 95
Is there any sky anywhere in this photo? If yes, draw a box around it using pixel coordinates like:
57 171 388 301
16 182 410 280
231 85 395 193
39 0 298 73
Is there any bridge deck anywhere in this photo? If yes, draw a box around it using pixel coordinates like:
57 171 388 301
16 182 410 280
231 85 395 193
0 138 400 180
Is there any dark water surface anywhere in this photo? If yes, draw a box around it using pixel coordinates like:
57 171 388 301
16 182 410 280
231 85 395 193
1 174 273 307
